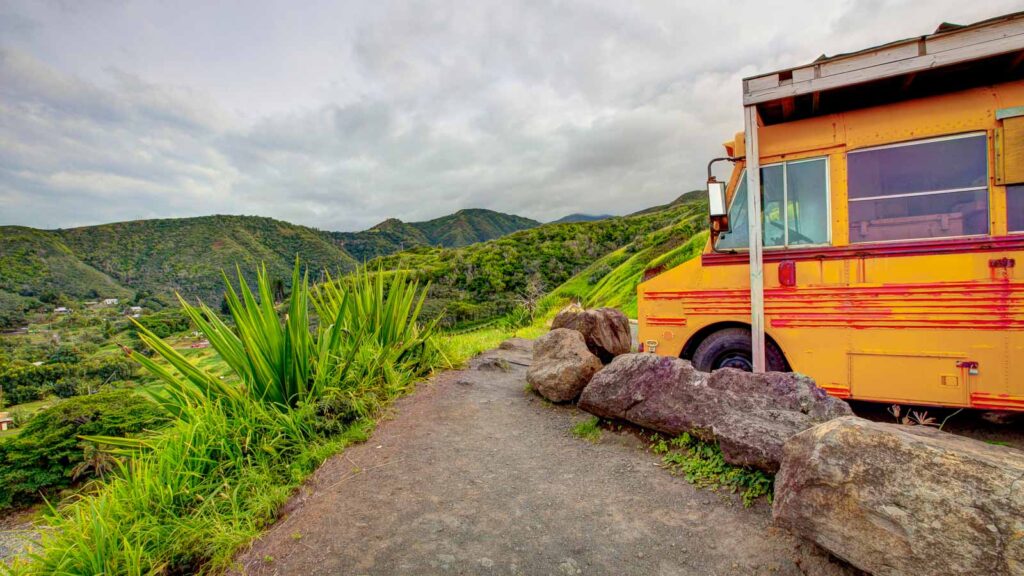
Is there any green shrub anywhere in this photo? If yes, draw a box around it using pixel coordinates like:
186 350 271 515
0 356 137 405
135 308 191 338
0 391 169 509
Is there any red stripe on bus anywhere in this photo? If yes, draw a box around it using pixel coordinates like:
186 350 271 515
701 235 1024 266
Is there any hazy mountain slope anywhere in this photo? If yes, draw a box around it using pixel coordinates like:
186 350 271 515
550 213 613 224
628 189 705 216
56 215 357 306
331 209 540 261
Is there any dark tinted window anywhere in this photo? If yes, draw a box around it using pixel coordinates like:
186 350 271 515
848 134 988 243
848 134 987 199
1010 185 1024 233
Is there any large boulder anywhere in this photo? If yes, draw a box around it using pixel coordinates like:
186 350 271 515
577 354 851 471
527 328 604 403
551 306 630 363
773 416 1024 576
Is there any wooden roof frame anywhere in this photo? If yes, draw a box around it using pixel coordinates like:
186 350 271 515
743 11 1024 107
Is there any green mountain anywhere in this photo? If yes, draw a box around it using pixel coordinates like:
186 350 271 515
330 209 540 261
413 209 539 247
0 209 541 327
0 197 707 330
370 198 709 327
55 215 357 308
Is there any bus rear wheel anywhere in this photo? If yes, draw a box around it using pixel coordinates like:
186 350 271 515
690 327 788 373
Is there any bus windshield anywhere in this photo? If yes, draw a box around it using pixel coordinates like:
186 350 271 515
716 157 829 250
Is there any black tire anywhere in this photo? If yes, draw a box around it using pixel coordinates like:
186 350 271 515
690 327 788 372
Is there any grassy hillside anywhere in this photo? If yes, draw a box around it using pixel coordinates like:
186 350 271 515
331 209 539 261
0 226 132 327
0 226 131 300
370 198 709 327
545 190 709 316
56 215 357 307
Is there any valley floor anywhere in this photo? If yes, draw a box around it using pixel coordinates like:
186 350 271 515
232 340 853 576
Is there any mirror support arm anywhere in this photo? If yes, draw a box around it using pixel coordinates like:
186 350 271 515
707 156 738 182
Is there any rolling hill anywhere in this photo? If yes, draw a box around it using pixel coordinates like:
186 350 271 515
56 215 359 308
369 197 709 327
0 226 133 326
0 195 709 330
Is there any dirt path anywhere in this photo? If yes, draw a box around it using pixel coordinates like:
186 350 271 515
234 339 853 576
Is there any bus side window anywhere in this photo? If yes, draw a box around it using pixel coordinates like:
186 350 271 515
848 133 988 243
1010 184 1024 233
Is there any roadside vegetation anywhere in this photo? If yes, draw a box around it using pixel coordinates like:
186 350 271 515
651 433 774 507
4 262 445 574
0 391 168 509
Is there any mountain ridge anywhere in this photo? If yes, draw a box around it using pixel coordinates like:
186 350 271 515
0 209 541 325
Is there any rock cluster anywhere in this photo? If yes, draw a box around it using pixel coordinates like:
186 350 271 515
577 353 851 471
522 306 1024 576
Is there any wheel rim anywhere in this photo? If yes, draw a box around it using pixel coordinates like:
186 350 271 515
715 352 752 371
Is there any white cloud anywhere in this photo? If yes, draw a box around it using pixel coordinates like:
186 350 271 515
0 0 1020 230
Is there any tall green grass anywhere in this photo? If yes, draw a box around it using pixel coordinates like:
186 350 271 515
6 262 441 575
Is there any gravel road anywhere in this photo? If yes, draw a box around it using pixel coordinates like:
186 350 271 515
232 339 853 576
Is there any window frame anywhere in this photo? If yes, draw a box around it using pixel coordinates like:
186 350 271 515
846 131 991 244
714 155 832 252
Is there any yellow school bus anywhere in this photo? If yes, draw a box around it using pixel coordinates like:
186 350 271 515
637 13 1024 410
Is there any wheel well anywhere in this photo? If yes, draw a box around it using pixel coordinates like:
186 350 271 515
680 321 791 371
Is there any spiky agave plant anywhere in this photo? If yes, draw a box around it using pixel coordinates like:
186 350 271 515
128 261 438 418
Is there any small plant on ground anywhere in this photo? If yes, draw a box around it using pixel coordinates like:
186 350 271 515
656 432 773 507
571 417 602 443
888 404 940 427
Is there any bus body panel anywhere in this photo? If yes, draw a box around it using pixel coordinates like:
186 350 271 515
638 81 1024 411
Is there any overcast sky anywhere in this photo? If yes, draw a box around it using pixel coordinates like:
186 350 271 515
0 1 1019 231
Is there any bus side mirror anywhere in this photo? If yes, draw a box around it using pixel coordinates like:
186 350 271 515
707 180 727 217
707 179 730 233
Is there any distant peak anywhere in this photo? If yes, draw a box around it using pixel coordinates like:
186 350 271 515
371 217 405 230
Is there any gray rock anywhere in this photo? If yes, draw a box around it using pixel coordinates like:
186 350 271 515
527 329 603 403
499 338 534 352
474 357 511 372
551 306 630 363
577 354 851 471
773 416 1024 576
